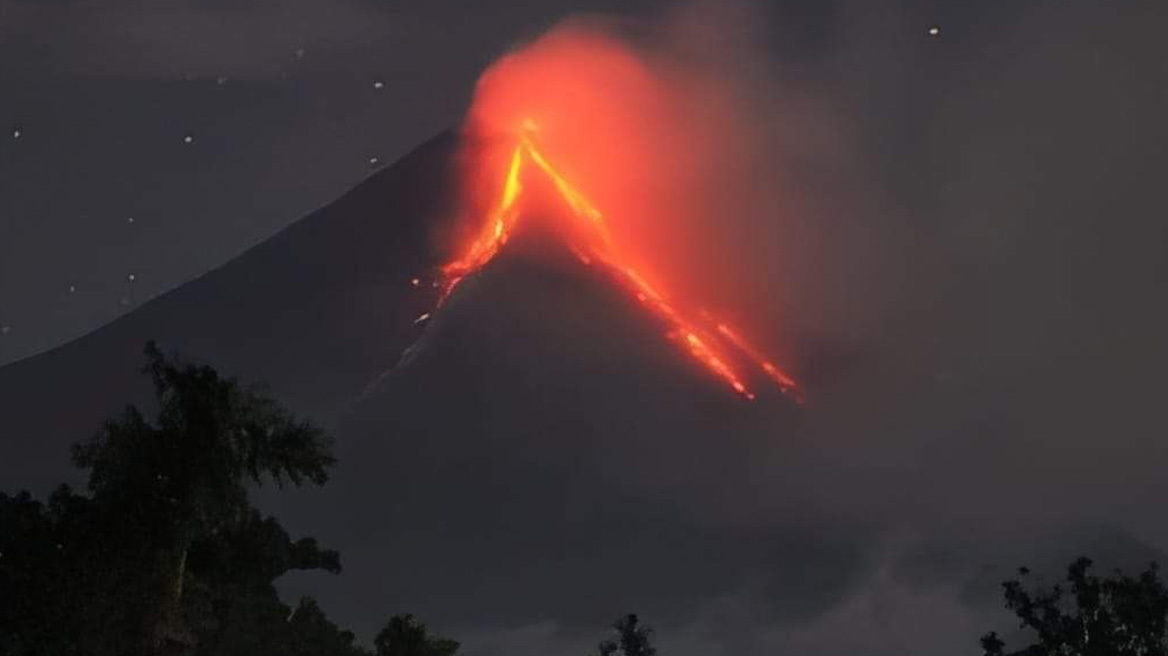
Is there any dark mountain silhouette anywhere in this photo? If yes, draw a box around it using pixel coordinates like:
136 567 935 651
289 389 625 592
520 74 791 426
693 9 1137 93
317 227 810 633
0 131 458 492
0 130 810 642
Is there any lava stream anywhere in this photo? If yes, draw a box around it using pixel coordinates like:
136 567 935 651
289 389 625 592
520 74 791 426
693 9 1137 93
431 122 799 402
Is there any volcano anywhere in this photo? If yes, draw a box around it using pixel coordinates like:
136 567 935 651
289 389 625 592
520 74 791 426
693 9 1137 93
0 130 805 641
427 120 800 403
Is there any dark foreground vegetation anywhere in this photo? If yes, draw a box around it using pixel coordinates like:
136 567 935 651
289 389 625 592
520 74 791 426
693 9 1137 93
982 558 1168 656
0 342 465 656
2 343 1166 655
0 342 659 656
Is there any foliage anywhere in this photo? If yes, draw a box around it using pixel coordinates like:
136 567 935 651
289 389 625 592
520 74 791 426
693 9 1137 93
597 614 657 656
65 342 337 652
0 342 463 655
0 485 111 655
183 510 356 656
982 557 1168 656
373 614 460 656
0 343 358 656
72 341 335 542
0 483 188 655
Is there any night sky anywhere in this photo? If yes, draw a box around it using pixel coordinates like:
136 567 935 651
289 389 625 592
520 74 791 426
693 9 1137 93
3 1 1168 655
2 0 960 360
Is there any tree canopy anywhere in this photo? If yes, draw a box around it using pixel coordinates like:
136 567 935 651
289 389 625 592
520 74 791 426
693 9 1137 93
66 342 338 653
0 343 458 656
373 614 460 656
982 557 1168 656
0 342 672 656
597 614 657 656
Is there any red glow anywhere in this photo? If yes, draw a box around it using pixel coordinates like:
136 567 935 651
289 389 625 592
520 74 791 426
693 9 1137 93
421 23 800 402
434 119 798 402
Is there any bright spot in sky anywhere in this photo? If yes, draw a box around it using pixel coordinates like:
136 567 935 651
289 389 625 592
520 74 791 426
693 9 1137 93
68 285 76 293
183 135 193 144
127 273 136 282
12 128 21 139
928 26 940 36
373 81 385 90
369 156 380 165
127 217 135 224
0 325 10 335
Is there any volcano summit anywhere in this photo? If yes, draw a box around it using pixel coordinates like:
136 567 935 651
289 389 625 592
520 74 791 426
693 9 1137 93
418 119 800 403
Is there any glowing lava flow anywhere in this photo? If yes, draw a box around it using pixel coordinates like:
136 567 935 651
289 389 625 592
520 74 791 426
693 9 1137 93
434 122 800 402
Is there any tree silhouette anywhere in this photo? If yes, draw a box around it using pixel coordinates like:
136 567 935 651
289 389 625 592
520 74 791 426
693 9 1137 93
285 597 368 656
1 343 466 655
0 483 178 655
184 510 356 656
0 486 101 655
981 557 1168 656
596 614 657 656
373 614 460 656
70 341 336 653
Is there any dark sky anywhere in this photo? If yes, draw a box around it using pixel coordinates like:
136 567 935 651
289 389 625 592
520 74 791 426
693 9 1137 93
3 1 1168 655
1 0 983 364
0 0 675 363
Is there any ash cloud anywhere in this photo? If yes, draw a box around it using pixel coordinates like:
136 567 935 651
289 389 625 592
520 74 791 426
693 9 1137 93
454 4 896 366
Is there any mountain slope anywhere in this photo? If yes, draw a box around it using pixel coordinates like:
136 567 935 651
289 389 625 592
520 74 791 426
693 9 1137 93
0 131 457 491
0 129 807 648
283 215 805 637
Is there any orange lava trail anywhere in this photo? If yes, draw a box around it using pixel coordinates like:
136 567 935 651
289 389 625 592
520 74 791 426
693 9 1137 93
431 121 799 402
